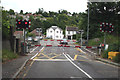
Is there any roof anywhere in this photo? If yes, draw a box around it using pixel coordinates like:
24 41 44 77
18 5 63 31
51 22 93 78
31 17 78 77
14 31 23 36
47 26 63 31
66 26 78 31
30 29 41 36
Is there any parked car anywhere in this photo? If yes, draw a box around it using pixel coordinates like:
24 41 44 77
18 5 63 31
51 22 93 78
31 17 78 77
33 37 39 42
40 36 43 40
27 37 33 44
60 39 68 45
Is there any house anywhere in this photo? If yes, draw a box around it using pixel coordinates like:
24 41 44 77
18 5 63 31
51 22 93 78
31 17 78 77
65 26 78 40
14 31 23 39
46 26 64 39
30 28 42 38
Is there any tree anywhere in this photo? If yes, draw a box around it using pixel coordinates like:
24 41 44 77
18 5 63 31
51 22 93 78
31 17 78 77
2 10 10 39
8 9 15 15
20 10 23 14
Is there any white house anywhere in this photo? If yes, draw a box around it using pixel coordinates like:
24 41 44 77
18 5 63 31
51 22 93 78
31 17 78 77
46 26 64 39
65 26 78 40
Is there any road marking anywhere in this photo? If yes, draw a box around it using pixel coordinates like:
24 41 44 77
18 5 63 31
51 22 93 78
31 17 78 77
50 54 62 59
83 48 96 54
77 55 90 60
63 53 94 80
23 60 34 78
30 47 44 60
30 46 38 53
74 55 78 60
37 53 42 56
66 54 74 61
33 59 68 61
40 53 51 59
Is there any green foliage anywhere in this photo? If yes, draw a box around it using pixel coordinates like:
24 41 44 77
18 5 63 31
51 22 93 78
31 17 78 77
20 10 23 14
2 49 18 62
112 53 120 63
8 9 15 15
26 32 35 37
101 50 108 59
2 10 10 39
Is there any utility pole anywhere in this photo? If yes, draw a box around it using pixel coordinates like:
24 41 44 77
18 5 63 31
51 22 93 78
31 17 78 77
87 1 89 43
23 28 25 54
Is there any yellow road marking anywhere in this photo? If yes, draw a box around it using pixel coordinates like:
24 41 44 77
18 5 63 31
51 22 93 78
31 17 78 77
50 54 62 59
37 53 42 56
74 55 78 60
23 60 34 78
41 53 51 59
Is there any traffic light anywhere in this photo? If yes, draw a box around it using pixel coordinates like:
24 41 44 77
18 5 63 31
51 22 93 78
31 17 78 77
16 20 31 29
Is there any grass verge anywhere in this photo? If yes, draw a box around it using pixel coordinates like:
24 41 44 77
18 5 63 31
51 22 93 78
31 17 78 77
2 49 18 62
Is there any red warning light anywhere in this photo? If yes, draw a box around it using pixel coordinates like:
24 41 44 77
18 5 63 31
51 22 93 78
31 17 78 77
19 22 21 24
25 22 27 24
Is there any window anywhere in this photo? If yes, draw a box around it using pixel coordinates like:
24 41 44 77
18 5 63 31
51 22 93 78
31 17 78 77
56 36 58 38
68 31 70 34
56 31 59 33
50 31 52 33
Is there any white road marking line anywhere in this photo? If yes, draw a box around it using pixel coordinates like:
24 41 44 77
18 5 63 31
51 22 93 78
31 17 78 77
83 48 96 54
66 54 74 61
70 76 82 78
33 59 69 61
63 53 94 80
30 47 44 60
30 46 38 53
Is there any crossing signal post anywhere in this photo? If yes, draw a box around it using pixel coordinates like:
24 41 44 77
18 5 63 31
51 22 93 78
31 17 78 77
16 19 31 54
100 22 114 46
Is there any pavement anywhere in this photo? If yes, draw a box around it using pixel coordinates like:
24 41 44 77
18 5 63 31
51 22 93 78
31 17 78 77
83 48 120 67
2 46 41 78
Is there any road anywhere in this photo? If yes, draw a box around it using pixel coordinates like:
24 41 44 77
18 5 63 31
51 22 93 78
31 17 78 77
16 40 119 79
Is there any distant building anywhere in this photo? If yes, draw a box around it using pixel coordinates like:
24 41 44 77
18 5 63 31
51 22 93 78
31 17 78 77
65 26 78 40
46 26 64 39
14 31 23 39
30 28 42 38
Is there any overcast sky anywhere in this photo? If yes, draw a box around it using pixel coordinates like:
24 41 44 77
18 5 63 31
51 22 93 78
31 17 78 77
1 0 88 13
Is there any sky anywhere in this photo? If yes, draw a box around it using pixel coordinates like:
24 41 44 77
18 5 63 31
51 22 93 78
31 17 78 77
1 0 88 14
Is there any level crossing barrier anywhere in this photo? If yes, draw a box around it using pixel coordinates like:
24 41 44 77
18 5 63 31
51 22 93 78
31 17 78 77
28 44 100 49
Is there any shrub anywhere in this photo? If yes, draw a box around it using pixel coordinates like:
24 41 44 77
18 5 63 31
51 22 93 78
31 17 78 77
2 49 18 62
101 50 108 59
112 53 120 63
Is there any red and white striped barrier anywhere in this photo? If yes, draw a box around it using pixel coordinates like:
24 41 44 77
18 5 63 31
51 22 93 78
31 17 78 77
29 44 98 49
46 45 52 47
43 39 76 42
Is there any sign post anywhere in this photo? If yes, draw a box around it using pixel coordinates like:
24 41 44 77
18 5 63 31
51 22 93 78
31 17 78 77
16 19 31 54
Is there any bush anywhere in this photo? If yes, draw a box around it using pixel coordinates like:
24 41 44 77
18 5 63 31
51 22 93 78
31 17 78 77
2 49 18 62
112 53 120 63
101 50 108 59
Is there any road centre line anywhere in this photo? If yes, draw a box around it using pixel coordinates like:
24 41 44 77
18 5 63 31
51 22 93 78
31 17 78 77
30 47 44 60
63 53 94 80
